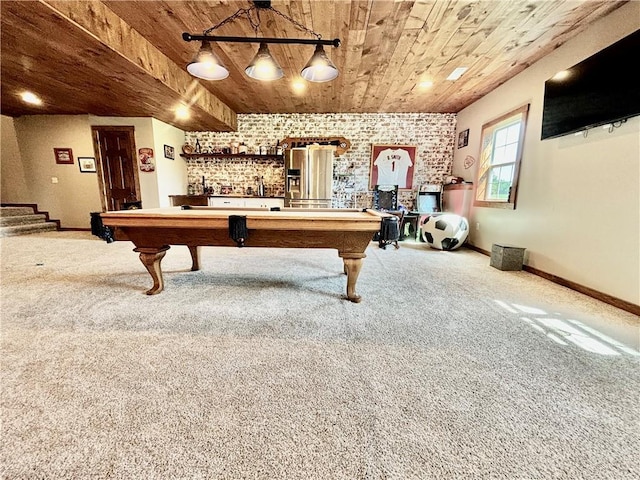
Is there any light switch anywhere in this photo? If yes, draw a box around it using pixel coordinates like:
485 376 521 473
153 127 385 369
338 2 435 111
51 177 58 184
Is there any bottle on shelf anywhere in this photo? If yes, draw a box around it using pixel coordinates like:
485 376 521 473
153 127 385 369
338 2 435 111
238 142 248 154
195 139 201 154
258 176 265 197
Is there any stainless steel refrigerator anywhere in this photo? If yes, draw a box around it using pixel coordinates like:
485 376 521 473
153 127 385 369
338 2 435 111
285 145 334 208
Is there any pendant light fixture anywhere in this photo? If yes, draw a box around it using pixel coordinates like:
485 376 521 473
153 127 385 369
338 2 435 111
245 43 283 81
183 1 340 83
301 44 339 82
186 40 229 80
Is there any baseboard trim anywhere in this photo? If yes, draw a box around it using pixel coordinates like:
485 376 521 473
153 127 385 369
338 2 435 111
465 244 640 316
1 202 61 230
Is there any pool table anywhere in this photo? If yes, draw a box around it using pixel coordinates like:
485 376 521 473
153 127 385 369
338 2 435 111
99 206 390 302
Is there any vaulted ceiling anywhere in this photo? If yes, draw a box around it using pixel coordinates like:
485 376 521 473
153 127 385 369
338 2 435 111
0 0 628 131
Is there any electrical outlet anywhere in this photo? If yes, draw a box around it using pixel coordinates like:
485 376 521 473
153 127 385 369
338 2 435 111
51 177 58 184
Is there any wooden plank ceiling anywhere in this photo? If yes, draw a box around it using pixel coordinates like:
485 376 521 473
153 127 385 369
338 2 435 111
0 0 628 131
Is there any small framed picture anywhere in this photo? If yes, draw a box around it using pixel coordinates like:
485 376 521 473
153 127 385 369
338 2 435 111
164 144 175 160
78 157 97 173
54 148 74 164
458 129 469 149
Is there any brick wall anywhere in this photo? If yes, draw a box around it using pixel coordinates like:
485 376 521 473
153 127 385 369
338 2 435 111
186 157 285 198
185 112 456 209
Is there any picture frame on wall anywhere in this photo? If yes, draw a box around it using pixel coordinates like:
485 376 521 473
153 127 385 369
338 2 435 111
164 144 175 160
369 144 416 190
458 129 469 149
78 157 96 173
138 147 155 172
54 148 74 165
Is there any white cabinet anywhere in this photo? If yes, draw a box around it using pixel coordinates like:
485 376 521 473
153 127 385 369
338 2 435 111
208 197 244 207
208 196 284 209
244 197 284 209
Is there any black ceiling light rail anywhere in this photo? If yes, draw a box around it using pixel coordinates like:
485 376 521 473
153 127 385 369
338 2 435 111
182 33 340 48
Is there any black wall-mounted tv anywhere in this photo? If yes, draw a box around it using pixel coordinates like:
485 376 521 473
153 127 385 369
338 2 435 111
541 29 640 140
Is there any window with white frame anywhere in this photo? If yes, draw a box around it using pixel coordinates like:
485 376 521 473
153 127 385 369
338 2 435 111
474 104 529 209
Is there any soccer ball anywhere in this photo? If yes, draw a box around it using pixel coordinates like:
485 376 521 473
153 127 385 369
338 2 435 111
421 214 469 250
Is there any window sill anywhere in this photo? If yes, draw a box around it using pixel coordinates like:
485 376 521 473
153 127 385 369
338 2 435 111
473 200 516 210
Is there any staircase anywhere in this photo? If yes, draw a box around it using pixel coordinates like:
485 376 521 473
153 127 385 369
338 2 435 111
0 205 59 237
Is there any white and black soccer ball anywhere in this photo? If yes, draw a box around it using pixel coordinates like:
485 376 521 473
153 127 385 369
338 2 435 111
421 214 469 250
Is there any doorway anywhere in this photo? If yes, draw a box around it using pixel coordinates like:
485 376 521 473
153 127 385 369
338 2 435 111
91 126 141 211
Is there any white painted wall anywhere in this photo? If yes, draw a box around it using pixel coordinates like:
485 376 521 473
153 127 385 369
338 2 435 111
151 118 188 207
11 115 103 228
0 115 30 202
452 3 640 305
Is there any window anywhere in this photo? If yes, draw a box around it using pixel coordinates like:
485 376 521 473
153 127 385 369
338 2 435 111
474 104 529 209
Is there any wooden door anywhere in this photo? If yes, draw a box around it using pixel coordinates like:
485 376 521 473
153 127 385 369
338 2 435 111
92 126 140 211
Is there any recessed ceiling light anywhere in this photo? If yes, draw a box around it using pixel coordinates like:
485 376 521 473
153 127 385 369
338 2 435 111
551 70 571 81
446 67 468 81
20 91 42 105
175 105 190 119
418 80 433 89
291 79 306 94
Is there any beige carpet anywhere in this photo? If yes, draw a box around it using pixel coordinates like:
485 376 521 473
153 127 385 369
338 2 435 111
1 231 638 479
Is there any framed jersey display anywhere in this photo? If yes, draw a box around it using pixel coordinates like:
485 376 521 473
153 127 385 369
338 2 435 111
369 144 416 190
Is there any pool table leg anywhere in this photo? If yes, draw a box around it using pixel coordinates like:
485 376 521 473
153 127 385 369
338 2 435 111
188 246 201 271
134 246 170 295
342 256 364 303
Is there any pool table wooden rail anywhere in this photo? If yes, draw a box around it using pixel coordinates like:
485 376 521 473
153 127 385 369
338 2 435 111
102 208 384 232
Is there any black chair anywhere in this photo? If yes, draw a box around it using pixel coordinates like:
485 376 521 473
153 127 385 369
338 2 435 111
373 185 402 249
373 184 399 211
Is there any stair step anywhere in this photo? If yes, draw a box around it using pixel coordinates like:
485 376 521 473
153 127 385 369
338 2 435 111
0 214 48 227
0 206 36 217
0 222 58 237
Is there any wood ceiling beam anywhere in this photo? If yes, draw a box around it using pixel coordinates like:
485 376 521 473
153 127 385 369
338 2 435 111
41 0 237 131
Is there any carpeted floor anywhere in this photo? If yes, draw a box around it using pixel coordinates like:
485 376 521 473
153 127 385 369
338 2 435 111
1 231 638 479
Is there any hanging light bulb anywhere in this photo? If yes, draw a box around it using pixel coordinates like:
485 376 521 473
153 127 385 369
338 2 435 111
186 41 229 80
301 44 339 82
245 43 284 81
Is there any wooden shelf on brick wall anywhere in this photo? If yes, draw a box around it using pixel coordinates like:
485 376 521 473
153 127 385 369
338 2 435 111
180 153 284 160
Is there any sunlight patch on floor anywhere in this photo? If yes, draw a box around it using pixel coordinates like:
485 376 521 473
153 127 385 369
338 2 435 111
495 299 639 356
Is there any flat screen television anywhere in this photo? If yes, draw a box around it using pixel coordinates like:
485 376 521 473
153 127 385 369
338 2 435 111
541 29 640 140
